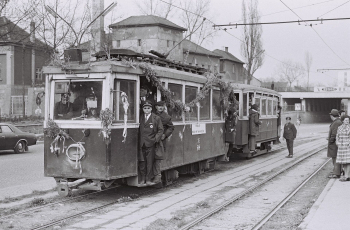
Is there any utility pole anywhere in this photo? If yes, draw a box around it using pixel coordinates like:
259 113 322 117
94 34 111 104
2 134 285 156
22 43 25 118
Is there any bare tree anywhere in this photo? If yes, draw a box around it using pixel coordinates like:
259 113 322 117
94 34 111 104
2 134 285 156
241 0 264 85
275 60 305 87
135 0 176 19
179 0 216 45
304 51 313 88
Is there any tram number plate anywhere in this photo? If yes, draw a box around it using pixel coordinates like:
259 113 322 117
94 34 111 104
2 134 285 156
192 123 206 135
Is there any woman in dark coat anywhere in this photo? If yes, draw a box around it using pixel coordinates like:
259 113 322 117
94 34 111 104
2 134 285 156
225 109 238 160
249 104 262 153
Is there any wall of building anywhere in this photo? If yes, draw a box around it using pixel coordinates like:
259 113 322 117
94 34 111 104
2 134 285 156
185 53 220 70
219 60 245 83
112 26 183 61
14 46 32 86
34 49 50 85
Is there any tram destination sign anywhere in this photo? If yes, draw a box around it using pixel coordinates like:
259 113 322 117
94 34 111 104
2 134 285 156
192 123 206 135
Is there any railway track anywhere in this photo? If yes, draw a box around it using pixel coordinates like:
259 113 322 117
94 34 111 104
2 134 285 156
0 137 326 230
182 144 329 230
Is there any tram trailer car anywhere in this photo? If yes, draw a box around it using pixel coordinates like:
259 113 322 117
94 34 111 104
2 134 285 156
42 58 281 196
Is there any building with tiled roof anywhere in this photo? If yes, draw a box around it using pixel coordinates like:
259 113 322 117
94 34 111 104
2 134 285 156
213 48 246 83
0 17 51 116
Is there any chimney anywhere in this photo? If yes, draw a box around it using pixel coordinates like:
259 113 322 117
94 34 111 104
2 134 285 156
225 47 228 52
30 21 35 43
91 0 105 54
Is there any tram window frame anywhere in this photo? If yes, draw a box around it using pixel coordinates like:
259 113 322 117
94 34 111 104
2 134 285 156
50 79 104 122
167 82 184 122
273 98 278 116
243 93 248 117
267 98 273 116
261 97 267 116
113 79 137 123
212 89 222 120
185 85 199 122
255 97 261 112
199 87 210 121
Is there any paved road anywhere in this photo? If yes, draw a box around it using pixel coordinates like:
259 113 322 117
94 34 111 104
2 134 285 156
0 142 56 200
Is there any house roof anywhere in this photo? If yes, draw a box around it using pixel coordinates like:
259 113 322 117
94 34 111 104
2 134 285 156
109 15 187 31
182 40 221 58
212 49 244 64
0 17 47 48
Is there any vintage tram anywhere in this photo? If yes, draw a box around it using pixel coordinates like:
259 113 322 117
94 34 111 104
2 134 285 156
43 53 281 196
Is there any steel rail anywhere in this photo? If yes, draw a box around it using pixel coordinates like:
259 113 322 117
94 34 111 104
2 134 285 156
3 137 322 229
251 158 331 230
179 145 327 230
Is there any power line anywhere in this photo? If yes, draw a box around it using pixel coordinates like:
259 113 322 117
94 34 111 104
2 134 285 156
279 0 350 67
318 0 350 18
317 68 350 71
213 17 350 27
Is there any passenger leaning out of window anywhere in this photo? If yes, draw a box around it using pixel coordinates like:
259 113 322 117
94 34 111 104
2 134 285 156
248 104 262 154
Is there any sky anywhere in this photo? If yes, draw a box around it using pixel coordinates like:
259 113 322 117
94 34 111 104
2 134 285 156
106 0 350 86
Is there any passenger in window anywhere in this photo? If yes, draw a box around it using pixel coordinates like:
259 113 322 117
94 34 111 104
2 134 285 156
225 109 238 161
138 100 164 186
88 108 99 119
249 104 262 154
140 85 155 112
152 101 174 184
54 93 73 119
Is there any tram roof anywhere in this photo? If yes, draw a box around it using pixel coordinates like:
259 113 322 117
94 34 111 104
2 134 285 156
42 61 280 96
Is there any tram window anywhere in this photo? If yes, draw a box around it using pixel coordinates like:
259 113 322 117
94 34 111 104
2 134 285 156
268 99 273 115
212 90 222 120
273 100 277 115
200 88 210 120
255 97 261 110
185 86 198 121
114 79 136 122
243 93 248 116
168 83 183 121
261 98 267 115
53 81 102 120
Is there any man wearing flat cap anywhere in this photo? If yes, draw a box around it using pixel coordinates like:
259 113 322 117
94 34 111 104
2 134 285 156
138 100 164 186
283 117 297 158
152 101 174 184
327 109 342 178
54 93 73 119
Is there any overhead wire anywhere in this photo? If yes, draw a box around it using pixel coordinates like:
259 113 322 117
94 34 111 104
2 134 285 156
279 0 350 67
159 0 321 75
318 0 350 18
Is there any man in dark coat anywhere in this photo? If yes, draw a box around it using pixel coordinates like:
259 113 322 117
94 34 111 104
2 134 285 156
139 100 164 186
152 101 174 184
283 117 297 158
327 109 342 178
225 109 238 160
249 104 262 153
54 93 73 119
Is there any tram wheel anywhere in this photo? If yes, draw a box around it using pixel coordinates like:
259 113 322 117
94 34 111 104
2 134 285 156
57 183 72 197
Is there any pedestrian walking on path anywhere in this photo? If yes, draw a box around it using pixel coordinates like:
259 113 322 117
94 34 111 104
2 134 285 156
327 109 342 179
336 115 350 181
283 117 297 158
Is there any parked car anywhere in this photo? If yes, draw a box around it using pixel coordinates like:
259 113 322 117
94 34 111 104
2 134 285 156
0 123 37 154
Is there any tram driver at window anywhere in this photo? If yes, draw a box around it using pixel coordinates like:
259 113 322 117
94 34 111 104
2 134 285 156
54 93 73 119
249 104 262 154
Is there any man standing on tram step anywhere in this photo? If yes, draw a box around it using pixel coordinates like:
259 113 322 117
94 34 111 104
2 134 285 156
283 117 297 158
249 104 262 154
327 109 342 178
153 101 174 184
138 100 164 186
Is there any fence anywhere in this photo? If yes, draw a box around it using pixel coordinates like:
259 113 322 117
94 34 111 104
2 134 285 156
11 96 28 116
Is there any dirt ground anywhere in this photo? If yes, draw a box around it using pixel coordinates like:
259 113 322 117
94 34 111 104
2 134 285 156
260 160 332 230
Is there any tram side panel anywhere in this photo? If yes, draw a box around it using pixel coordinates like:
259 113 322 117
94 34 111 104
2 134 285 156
256 118 278 142
44 129 108 179
109 128 138 179
235 119 249 146
161 125 184 170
